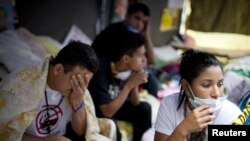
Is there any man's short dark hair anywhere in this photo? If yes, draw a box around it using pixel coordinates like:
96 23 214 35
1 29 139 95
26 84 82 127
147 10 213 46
51 41 99 73
108 30 145 62
127 2 150 16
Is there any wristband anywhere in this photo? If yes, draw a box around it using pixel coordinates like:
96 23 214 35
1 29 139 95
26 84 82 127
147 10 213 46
72 101 84 113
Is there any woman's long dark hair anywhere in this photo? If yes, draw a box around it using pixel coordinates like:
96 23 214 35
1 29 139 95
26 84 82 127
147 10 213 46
177 49 223 141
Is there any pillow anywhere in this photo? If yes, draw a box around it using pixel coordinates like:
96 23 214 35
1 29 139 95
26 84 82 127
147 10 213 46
0 30 41 72
224 55 250 78
187 29 250 52
63 25 92 46
16 27 48 59
227 77 250 105
224 71 247 95
37 36 62 57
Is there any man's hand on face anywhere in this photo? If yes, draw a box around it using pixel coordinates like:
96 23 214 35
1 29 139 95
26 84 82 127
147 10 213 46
69 73 92 108
142 20 150 38
127 69 148 88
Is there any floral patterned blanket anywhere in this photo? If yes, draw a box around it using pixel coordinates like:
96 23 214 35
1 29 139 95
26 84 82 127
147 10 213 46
0 57 115 141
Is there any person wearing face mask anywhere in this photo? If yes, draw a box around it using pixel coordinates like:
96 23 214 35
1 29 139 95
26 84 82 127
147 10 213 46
152 49 241 141
187 84 226 113
89 31 152 141
92 2 160 97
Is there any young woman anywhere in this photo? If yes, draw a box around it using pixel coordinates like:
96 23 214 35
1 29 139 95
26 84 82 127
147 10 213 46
154 49 241 141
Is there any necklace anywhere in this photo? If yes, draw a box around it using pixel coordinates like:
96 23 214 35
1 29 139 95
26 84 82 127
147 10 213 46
44 90 64 134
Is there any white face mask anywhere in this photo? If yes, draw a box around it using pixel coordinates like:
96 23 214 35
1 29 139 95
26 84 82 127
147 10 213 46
114 70 131 81
187 84 226 110
127 24 140 33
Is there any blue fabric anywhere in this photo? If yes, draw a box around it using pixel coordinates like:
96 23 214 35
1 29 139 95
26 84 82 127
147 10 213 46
238 91 250 124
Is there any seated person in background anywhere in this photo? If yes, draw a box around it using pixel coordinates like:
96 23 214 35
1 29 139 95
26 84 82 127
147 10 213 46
154 49 241 141
92 2 160 97
89 31 152 141
0 41 105 141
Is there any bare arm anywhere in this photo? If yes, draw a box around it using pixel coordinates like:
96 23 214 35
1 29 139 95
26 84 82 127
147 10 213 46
142 21 156 65
69 74 92 136
99 82 133 117
145 35 156 65
154 105 214 141
70 101 86 137
129 87 140 106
